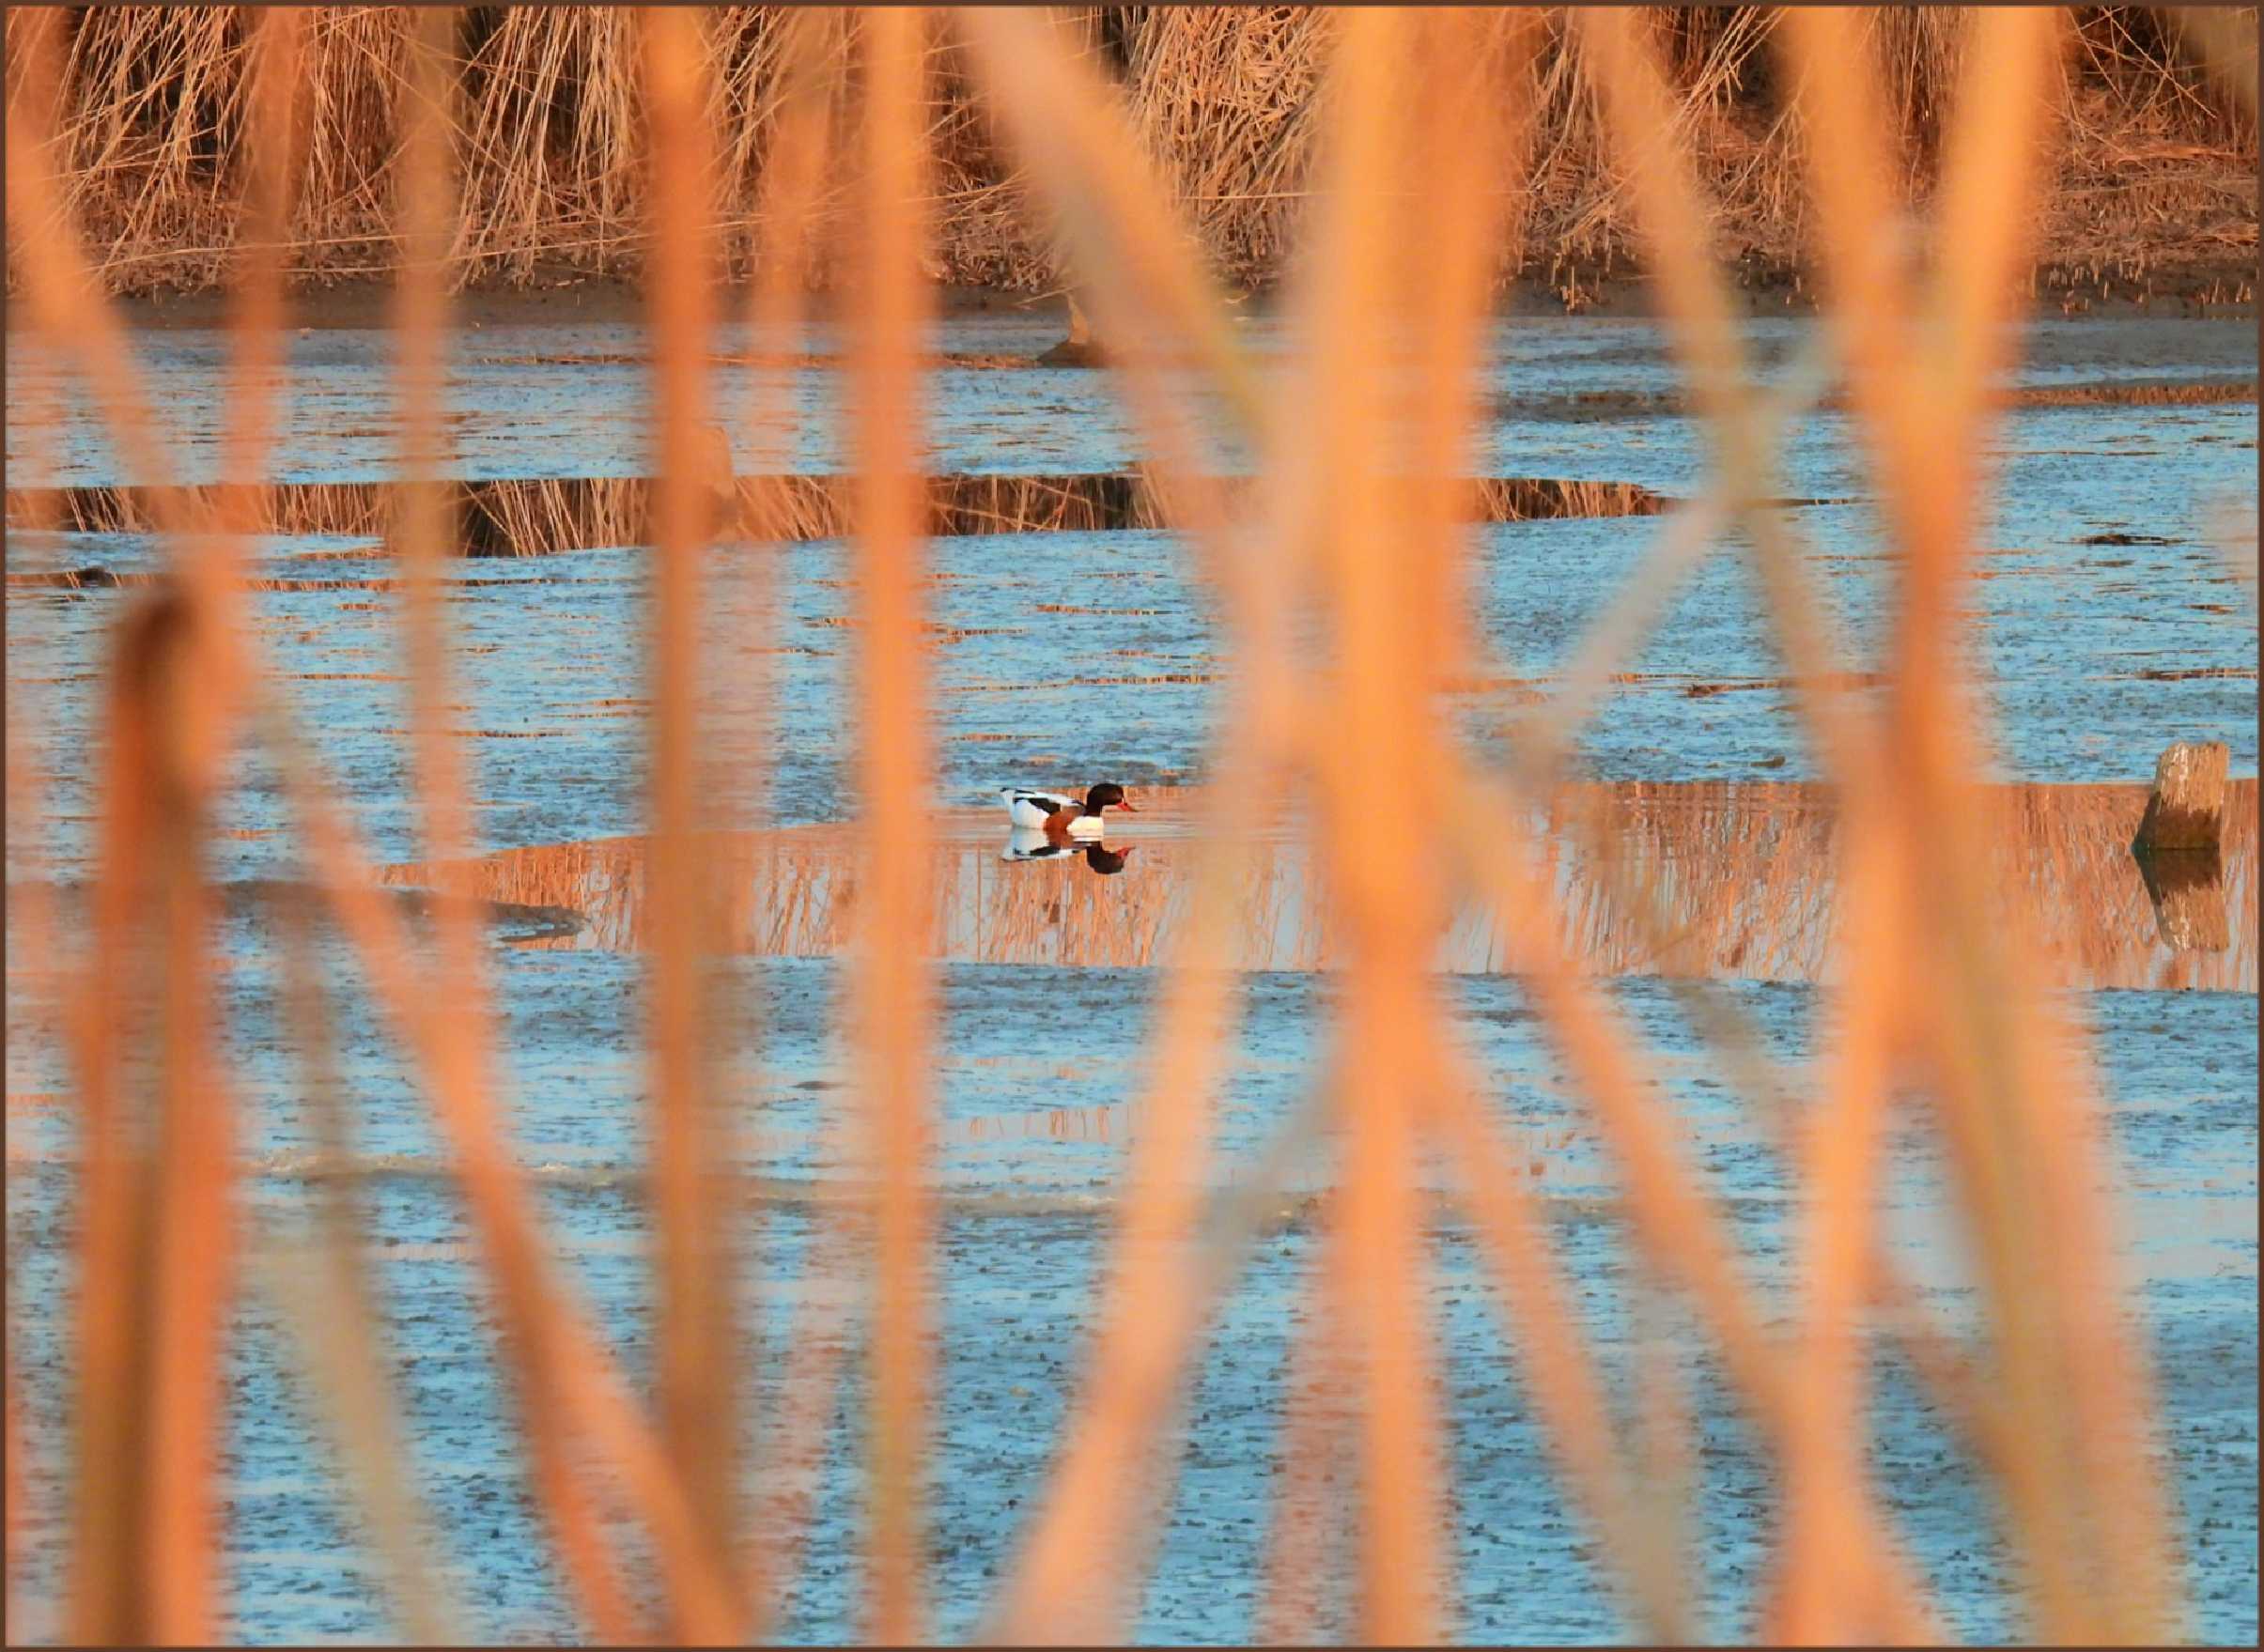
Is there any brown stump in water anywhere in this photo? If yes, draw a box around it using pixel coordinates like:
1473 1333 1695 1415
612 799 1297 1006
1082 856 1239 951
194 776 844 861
2131 741 2233 951
2132 740 2229 853
1035 292 1109 368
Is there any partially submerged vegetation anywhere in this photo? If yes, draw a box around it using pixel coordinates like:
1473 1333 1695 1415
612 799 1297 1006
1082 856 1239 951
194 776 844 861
5 471 1670 557
8 6 2256 305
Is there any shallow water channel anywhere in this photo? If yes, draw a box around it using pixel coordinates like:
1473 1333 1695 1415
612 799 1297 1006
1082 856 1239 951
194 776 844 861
4 314 2256 1643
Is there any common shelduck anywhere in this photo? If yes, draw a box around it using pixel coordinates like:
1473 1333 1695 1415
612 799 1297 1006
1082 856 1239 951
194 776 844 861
1000 783 1139 838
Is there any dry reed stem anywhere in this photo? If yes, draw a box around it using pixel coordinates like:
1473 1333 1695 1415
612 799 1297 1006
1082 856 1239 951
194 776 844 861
2 1338 26 1644
1544 10 2013 1553
1938 13 2179 1632
640 12 741 1632
725 8 845 1631
847 9 936 1640
1401 8 1537 723
1630 1280 1695 1632
964 6 1720 1638
252 699 736 1639
1439 763 1946 1642
1 514 65 1613
1571 8 1878 789
1563 24 1993 1626
954 9 1315 1639
1425 1042 1692 1641
1358 57 1911 1611
1785 8 2178 1640
1303 12 1451 1638
82 593 235 1644
140 13 307 1636
1771 814 1910 1640
388 11 642 1639
1784 12 2073 1638
63 598 163 1644
1 12 242 1639
1529 31 1933 1611
270 883 461 1644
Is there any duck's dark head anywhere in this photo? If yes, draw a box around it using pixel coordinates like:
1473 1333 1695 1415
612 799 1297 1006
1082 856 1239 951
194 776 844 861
1083 782 1138 814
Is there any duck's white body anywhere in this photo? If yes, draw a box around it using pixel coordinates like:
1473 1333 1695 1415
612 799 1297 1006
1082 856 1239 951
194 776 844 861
1000 783 1136 839
1001 788 1078 829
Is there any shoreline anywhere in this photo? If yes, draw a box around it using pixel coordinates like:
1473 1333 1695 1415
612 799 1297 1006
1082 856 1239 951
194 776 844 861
84 264 2262 333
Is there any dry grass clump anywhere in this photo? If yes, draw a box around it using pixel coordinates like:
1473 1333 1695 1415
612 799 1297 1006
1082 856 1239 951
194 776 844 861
8 5 2254 301
8 470 1673 556
1113 7 1339 290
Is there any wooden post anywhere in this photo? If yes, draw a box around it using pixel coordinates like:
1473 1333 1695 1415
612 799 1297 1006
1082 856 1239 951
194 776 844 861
2132 740 2229 854
1037 290 1109 367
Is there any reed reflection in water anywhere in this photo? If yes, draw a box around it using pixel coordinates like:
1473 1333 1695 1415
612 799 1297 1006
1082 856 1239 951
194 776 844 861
378 780 2257 993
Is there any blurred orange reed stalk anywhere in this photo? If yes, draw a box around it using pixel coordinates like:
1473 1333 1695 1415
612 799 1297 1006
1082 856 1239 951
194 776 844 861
640 10 742 1629
1781 8 2179 1642
135 13 302 1639
4 24 207 1637
846 8 937 1641
3 1339 25 1643
5 6 300 1635
1565 9 1925 1638
387 10 647 1637
954 11 1329 1637
1299 11 1454 1635
9 4 734 1637
725 7 843 1635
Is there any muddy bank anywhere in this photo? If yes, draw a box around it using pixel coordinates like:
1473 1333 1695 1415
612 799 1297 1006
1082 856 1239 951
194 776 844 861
1499 377 2259 422
92 266 2262 338
5 471 1673 560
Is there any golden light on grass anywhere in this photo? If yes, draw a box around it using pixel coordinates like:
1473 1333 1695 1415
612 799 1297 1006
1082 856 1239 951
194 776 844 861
4 3 2227 1645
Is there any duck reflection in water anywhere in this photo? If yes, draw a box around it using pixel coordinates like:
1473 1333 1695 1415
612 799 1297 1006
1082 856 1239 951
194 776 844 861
1000 828 1136 875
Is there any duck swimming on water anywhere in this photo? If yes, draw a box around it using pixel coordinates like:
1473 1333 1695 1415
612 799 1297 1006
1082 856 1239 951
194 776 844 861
1000 782 1139 839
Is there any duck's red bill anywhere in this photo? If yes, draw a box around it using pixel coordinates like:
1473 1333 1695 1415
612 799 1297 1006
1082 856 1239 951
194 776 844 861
1118 798 1140 811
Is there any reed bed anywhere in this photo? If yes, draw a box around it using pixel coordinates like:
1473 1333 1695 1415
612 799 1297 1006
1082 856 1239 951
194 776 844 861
6 471 1673 555
7 6 2253 301
4 4 2243 1646
364 778 2258 989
